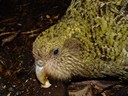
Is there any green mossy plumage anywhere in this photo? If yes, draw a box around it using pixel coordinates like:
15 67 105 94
33 0 128 80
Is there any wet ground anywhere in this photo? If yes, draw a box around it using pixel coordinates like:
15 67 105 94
0 0 128 96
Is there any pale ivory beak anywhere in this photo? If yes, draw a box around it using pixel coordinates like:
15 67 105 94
35 61 51 88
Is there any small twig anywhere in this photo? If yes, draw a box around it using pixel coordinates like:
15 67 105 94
0 17 16 24
0 56 6 67
1 32 20 46
0 32 15 37
21 28 43 35
26 65 35 76
0 28 42 46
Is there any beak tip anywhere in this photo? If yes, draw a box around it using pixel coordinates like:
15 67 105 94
41 80 51 88
35 64 51 88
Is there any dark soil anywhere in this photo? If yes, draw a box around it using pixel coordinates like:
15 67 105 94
0 0 128 96
0 0 70 96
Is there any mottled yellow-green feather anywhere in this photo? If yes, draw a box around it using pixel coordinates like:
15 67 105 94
33 0 128 80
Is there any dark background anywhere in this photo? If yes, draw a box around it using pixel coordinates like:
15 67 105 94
0 0 70 96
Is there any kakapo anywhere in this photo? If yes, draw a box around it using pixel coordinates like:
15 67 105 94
33 0 128 87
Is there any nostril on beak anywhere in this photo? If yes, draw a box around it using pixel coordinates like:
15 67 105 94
35 60 44 67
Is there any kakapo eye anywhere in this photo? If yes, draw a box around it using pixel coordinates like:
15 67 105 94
53 48 59 55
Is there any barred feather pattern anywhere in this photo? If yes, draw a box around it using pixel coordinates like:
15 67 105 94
33 0 128 80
